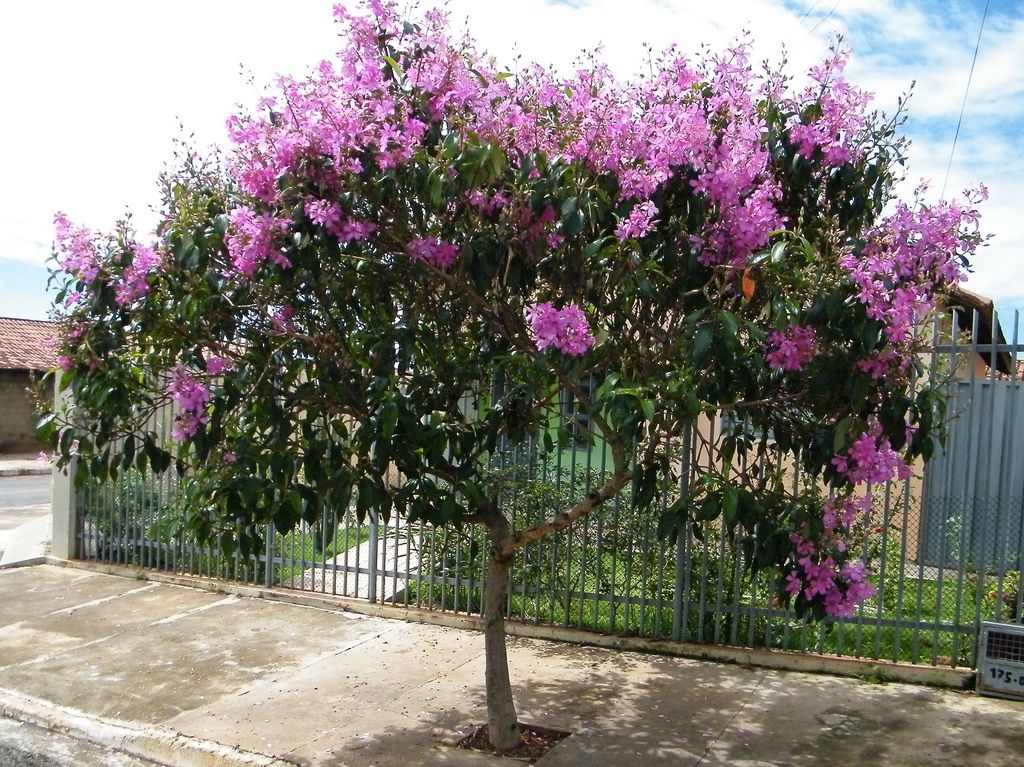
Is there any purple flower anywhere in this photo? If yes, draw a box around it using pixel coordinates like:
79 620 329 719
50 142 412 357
271 305 295 334
206 356 231 376
832 426 912 486
407 237 460 269
167 365 211 413
306 199 343 231
113 245 163 306
525 302 595 356
171 411 209 442
167 364 212 442
765 325 817 371
785 570 802 597
615 201 659 241
54 212 100 284
227 207 291 277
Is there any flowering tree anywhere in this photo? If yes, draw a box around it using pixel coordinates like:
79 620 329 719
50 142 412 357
44 1 984 751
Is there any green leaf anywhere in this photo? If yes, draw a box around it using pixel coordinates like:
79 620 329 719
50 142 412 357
722 486 739 526
382 55 404 77
562 208 585 239
720 311 739 341
833 416 854 453
380 402 399 439
640 396 655 423
36 413 57 442
657 497 687 540
657 509 680 540
696 495 721 521
121 435 136 470
864 323 882 352
584 238 608 258
633 463 657 509
427 168 444 209
692 326 714 363
355 477 377 522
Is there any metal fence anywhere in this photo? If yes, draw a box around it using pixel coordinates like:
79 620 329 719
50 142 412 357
67 309 1024 669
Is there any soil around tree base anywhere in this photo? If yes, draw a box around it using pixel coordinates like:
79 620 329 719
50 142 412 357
456 722 572 763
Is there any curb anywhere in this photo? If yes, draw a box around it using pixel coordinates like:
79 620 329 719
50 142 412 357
45 558 977 691
0 688 295 767
0 467 51 477
0 556 48 570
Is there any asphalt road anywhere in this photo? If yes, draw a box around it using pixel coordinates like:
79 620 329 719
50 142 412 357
0 475 50 509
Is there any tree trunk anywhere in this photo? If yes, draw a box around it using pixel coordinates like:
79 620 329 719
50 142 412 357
482 519 520 751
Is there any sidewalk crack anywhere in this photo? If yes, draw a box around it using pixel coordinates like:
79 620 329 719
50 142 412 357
693 671 766 767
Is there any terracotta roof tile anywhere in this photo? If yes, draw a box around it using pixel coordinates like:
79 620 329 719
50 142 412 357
994 358 1024 382
0 317 58 371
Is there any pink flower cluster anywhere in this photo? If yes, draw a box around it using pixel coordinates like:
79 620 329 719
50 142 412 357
786 47 872 167
467 189 509 216
113 246 162 307
223 4 880 280
784 530 876 618
271 305 295 334
205 355 231 376
831 426 912 486
784 422 916 614
305 199 377 243
841 186 985 357
54 212 99 284
227 207 292 277
615 201 659 241
407 237 460 269
167 365 212 441
856 349 903 380
765 325 817 371
525 303 595 356
785 492 877 617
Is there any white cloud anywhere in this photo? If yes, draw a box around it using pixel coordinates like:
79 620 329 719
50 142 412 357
0 1 340 265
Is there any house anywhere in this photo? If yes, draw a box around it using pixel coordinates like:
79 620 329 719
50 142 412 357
0 317 57 454
944 286 1015 379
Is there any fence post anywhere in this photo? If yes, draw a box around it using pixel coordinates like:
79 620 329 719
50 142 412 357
50 377 77 560
265 521 276 588
50 459 77 559
672 423 693 641
367 509 379 603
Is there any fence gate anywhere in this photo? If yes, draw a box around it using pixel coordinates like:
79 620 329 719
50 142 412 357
922 379 1024 572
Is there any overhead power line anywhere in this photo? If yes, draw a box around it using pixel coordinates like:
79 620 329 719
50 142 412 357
942 0 990 200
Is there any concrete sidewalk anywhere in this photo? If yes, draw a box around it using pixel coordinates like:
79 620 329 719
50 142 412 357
1 564 1022 767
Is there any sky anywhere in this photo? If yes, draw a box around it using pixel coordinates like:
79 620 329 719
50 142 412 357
1 0 1021 326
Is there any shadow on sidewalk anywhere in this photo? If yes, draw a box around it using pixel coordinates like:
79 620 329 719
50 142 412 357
297 637 1024 767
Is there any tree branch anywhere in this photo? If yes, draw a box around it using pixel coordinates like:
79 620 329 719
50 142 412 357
499 466 632 558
